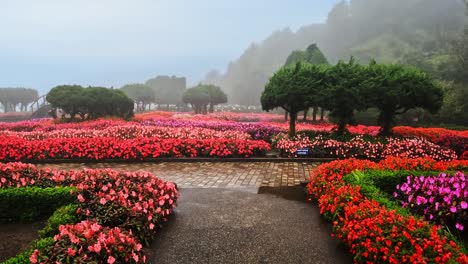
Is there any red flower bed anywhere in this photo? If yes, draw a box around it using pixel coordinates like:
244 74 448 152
307 157 468 263
0 136 271 161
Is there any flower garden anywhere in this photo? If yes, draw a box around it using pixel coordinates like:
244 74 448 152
0 162 178 263
0 111 466 162
0 111 468 263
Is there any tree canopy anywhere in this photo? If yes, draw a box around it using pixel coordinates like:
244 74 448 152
46 85 134 121
120 83 155 112
0 88 38 112
261 62 326 137
145 76 186 106
182 84 227 114
365 63 444 135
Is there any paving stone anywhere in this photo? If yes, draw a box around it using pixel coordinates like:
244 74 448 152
36 162 320 188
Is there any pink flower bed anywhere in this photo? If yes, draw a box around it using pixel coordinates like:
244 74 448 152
274 134 458 161
0 162 179 263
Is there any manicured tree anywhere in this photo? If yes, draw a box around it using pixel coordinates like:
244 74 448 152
261 62 326 137
203 84 228 112
366 63 444 135
46 85 87 120
120 83 155 112
47 85 134 121
285 44 329 121
182 86 211 114
322 57 367 135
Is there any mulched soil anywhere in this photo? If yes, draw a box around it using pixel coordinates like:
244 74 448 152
0 221 44 262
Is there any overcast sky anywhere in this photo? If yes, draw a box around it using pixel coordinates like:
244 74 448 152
0 0 338 94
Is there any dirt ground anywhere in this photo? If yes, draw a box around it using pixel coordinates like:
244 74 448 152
0 222 44 262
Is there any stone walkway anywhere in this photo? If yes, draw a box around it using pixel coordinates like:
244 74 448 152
37 162 319 188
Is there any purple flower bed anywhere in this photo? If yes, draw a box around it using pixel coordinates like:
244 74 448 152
142 119 283 140
394 172 468 232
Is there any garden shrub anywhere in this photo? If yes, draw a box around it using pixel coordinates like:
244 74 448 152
38 204 80 238
0 187 75 223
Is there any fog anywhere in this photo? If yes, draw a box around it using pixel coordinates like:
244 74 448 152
0 0 337 94
205 0 466 105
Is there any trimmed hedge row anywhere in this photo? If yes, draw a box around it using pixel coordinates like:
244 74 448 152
0 187 75 223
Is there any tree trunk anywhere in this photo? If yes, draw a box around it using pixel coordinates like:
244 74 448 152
320 108 325 121
303 108 308 121
288 112 297 138
284 111 288 121
336 119 347 136
312 106 318 121
209 103 214 113
379 111 395 136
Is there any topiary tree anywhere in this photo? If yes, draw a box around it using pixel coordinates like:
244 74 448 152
365 62 444 135
285 43 329 121
261 62 326 137
203 84 228 112
322 57 368 135
0 88 38 112
120 83 155 112
46 85 134 121
182 86 211 114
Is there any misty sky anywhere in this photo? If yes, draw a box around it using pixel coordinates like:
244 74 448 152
0 0 339 94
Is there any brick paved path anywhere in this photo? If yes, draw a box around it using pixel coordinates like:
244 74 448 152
37 162 319 188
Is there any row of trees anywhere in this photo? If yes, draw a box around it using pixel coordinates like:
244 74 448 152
261 59 443 137
46 85 134 121
0 88 38 112
119 76 186 111
120 81 228 115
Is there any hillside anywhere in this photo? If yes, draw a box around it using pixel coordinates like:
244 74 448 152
205 0 466 105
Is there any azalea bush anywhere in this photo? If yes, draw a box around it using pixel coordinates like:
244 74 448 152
274 133 458 161
395 172 468 232
307 157 468 263
0 162 179 263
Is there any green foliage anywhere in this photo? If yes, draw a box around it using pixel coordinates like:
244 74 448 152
343 170 446 216
0 88 39 112
285 43 329 66
183 84 227 114
365 63 444 135
0 187 75 223
204 0 466 110
2 237 55 264
322 58 367 135
46 85 134 121
145 75 186 106
261 62 327 136
120 83 155 112
38 204 80 238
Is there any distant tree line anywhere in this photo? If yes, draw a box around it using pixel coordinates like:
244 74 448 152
261 59 443 137
46 85 134 121
119 75 228 115
0 88 38 112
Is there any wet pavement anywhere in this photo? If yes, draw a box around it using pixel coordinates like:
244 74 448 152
34 162 351 263
147 187 352 264
37 162 319 188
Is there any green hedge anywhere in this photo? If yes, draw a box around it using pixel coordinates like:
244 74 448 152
0 187 75 223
